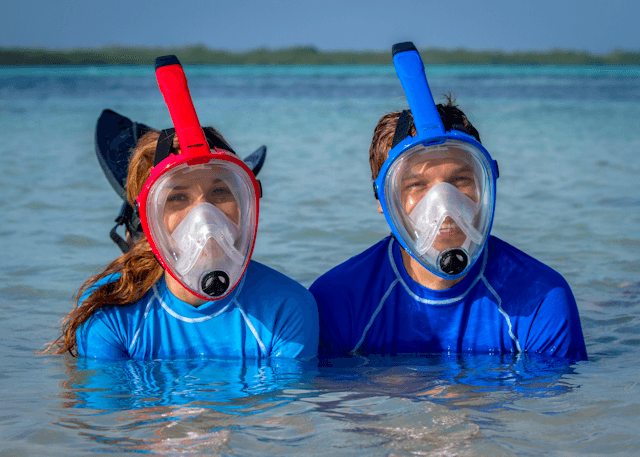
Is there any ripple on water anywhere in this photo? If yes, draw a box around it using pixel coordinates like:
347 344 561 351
0 285 58 301
58 235 101 247
598 197 640 207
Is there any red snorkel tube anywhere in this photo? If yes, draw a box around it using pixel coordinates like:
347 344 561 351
136 55 261 301
154 55 211 162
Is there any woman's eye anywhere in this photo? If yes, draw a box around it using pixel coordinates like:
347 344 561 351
209 187 233 201
167 193 188 203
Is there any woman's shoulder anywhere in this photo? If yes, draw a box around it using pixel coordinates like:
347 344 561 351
94 272 122 288
81 272 157 315
79 273 122 304
242 261 315 304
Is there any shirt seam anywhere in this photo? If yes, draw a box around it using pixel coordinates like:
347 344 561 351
128 296 154 353
481 275 522 353
155 275 246 323
235 299 267 356
351 278 399 354
388 238 488 305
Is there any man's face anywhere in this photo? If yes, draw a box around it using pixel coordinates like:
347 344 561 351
375 137 495 278
397 152 479 253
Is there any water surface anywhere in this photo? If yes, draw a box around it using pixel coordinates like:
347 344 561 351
1 64 639 455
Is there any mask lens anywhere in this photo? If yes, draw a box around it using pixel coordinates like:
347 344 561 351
383 139 495 277
146 159 257 298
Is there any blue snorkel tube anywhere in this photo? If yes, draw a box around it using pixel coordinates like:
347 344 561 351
392 42 445 142
374 42 499 279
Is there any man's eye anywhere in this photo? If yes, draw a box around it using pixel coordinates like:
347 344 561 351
452 176 474 186
404 181 425 190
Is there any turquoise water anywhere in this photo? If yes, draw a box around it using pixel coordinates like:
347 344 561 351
1 64 640 455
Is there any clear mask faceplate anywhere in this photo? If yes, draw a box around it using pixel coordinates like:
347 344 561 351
145 160 258 298
380 140 496 278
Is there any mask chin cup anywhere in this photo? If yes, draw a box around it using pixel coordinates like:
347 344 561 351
168 202 246 298
171 202 242 276
410 182 482 256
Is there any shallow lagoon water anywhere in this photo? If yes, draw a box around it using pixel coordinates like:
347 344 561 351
1 64 640 455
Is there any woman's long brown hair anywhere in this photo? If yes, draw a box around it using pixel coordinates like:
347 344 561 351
43 130 166 355
44 127 234 356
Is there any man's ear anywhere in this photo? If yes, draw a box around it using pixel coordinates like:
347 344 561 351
377 199 384 214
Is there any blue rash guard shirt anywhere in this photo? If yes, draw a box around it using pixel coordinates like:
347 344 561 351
310 236 587 360
77 261 318 360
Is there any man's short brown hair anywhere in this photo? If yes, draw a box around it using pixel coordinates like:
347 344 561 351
368 97 481 183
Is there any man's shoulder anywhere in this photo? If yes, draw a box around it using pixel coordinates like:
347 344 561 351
486 238 586 360
484 236 573 314
486 236 568 286
311 237 392 291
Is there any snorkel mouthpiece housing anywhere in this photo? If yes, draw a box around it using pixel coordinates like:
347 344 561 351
137 55 260 301
374 42 499 280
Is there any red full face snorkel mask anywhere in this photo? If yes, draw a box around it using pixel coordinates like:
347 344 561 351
136 55 261 301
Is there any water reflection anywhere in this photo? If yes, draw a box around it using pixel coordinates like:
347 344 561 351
51 354 581 455
56 357 318 454
61 357 315 410
316 353 578 411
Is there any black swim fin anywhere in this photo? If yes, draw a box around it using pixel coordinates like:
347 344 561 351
95 109 152 201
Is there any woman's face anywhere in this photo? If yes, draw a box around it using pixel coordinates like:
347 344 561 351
162 167 240 235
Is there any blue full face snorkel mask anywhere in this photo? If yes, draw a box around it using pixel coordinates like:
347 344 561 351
374 42 499 280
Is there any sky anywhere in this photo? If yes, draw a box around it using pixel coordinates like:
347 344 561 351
2 0 638 53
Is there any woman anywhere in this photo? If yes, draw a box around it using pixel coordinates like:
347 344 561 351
47 128 317 360
46 57 318 360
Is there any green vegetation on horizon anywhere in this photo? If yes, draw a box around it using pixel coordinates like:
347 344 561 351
2 45 639 66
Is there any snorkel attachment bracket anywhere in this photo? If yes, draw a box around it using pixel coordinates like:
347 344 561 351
109 201 142 253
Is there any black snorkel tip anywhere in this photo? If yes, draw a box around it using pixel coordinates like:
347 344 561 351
155 55 181 70
392 42 418 56
438 248 469 276
201 271 230 297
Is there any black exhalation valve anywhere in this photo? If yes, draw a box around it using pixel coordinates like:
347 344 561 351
201 270 230 297
438 248 468 276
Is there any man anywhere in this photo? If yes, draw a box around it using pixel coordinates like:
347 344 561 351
310 42 586 360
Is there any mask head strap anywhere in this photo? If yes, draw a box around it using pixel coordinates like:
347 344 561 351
153 128 177 167
109 201 143 253
204 129 236 155
391 109 412 149
153 128 238 168
374 109 414 199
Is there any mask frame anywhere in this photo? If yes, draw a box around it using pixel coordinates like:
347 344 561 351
373 42 499 280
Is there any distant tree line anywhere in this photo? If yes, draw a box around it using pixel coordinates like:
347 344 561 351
1 45 639 66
